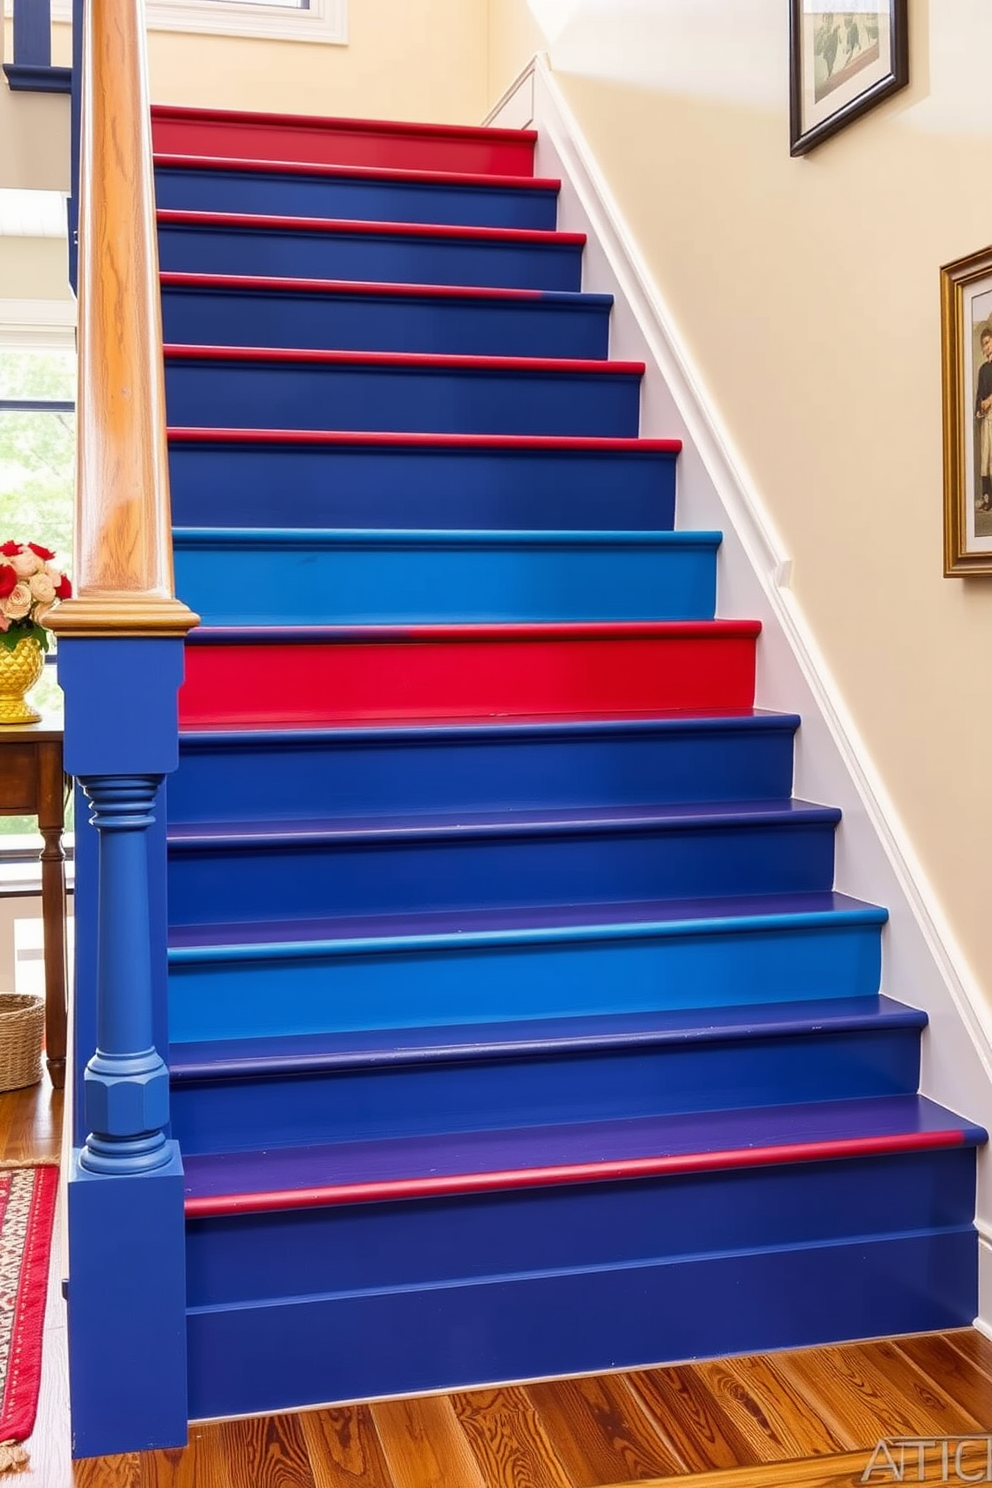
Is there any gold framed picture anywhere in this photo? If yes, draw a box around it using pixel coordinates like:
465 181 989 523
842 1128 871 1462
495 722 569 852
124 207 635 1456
789 3 908 156
941 245 992 577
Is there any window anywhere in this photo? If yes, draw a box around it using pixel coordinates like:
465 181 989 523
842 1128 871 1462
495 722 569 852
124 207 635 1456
0 334 76 837
40 0 348 45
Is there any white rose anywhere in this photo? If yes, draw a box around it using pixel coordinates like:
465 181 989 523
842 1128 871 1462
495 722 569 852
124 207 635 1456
10 550 40 579
32 602 53 630
29 571 55 604
3 582 32 620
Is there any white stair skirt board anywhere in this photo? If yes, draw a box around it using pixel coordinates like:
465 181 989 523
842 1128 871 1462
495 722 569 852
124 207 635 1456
485 53 992 1325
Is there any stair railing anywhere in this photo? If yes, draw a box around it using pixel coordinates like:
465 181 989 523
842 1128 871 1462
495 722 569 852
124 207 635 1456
2 0 71 92
49 0 198 1458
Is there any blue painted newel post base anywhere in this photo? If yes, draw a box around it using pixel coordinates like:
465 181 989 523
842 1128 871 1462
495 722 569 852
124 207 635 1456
59 639 189 1456
79 774 171 1174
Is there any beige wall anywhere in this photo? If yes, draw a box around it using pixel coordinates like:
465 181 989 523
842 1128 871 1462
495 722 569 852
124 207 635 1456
144 0 487 121
0 19 70 192
0 236 70 299
489 0 992 1003
2 0 488 196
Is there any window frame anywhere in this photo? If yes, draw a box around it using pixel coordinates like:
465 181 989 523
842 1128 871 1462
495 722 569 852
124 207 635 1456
36 0 348 46
0 311 77 861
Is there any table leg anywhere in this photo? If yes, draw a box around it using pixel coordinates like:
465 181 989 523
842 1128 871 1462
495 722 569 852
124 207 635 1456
37 744 67 1091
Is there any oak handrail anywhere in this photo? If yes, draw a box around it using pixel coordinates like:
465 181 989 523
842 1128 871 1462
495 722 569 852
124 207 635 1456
50 0 198 640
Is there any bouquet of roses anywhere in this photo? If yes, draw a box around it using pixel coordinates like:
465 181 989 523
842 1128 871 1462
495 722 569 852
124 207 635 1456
0 541 72 652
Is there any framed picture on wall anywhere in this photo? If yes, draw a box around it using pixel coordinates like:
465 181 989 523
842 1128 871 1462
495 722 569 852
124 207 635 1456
941 245 992 577
789 3 909 156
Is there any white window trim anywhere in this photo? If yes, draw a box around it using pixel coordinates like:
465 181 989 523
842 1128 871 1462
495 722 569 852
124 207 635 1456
15 0 348 47
0 300 76 352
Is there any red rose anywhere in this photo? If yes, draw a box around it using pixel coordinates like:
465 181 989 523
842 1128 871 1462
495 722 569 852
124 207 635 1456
27 542 55 561
0 541 22 558
55 574 72 600
0 565 16 598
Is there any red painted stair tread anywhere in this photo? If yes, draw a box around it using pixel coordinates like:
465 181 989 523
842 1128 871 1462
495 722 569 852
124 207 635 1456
151 105 538 175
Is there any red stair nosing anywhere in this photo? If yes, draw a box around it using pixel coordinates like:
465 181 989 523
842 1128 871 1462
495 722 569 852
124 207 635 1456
163 345 645 377
185 620 758 644
154 151 561 194
151 103 538 147
161 271 567 304
157 208 584 248
183 1128 969 1219
166 428 683 453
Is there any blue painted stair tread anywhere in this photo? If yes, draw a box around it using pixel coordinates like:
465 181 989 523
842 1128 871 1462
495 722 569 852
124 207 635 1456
165 799 842 925
171 711 801 822
172 528 720 625
163 347 644 437
161 276 613 358
165 892 888 1042
154 159 563 230
157 211 586 290
168 997 928 1153
170 995 926 1073
168 887 887 947
181 1094 986 1204
167 433 681 532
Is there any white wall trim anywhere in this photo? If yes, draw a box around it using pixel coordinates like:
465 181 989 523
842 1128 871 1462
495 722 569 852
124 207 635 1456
13 0 348 46
483 65 535 132
0 298 75 349
489 53 992 1326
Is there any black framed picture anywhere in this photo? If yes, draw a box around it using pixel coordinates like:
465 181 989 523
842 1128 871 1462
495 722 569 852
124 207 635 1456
789 3 908 156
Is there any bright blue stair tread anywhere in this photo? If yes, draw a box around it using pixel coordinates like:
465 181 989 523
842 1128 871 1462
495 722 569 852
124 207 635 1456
170 994 925 1078
166 797 842 847
181 1094 986 1202
171 526 711 545
167 889 888 954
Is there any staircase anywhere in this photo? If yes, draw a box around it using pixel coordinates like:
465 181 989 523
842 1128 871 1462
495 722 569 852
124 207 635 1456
150 105 983 1423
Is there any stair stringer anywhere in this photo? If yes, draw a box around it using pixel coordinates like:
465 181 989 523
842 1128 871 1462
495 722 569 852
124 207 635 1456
484 54 992 1320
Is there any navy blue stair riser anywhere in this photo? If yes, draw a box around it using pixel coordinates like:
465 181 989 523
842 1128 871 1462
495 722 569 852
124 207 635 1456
185 1226 978 1420
154 166 561 231
166 908 885 1042
170 1024 923 1154
160 286 612 360
185 1148 976 1307
157 221 584 291
167 441 679 532
166 812 839 925
169 716 800 825
172 531 720 626
163 358 642 437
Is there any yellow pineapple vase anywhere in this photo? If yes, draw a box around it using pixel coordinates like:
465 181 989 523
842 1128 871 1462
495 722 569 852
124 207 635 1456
0 633 45 725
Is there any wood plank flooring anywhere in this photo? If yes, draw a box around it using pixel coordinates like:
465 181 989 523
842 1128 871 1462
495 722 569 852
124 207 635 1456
8 1078 991 1488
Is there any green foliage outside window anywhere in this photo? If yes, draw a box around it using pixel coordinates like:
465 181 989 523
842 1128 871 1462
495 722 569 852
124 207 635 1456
1 347 77 836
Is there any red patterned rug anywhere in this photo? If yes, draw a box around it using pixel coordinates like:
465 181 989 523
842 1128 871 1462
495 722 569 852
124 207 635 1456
0 1167 57 1471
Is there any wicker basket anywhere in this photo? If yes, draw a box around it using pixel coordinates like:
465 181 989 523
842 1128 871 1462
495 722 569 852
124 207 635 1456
0 995 44 1092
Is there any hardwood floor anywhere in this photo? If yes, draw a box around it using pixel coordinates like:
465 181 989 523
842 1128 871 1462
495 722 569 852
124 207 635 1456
9 1079 992 1488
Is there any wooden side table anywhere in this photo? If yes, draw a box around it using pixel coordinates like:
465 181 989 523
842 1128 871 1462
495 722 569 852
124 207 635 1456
0 715 68 1090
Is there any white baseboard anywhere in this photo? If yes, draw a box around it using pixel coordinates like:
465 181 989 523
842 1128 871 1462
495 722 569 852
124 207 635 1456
487 54 992 1330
